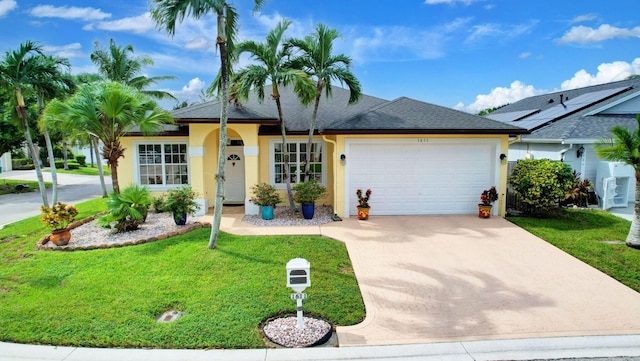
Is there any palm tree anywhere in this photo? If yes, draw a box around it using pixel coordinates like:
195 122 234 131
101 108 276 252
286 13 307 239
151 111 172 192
0 41 71 207
46 82 173 193
150 0 264 250
595 114 640 248
90 39 177 101
287 24 361 180
234 19 316 210
33 53 75 205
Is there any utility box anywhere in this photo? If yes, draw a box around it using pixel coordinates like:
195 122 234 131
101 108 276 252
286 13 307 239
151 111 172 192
286 258 310 293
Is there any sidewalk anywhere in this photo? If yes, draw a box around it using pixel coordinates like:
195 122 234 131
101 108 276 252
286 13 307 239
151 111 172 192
3 335 640 361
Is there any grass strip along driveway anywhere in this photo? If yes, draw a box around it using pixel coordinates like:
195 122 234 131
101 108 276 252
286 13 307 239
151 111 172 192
509 208 640 293
0 199 364 349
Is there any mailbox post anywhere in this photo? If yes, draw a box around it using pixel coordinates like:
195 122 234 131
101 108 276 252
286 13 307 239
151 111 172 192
286 258 310 329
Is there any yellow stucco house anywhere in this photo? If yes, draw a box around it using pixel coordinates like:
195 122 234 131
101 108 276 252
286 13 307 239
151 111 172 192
118 86 527 218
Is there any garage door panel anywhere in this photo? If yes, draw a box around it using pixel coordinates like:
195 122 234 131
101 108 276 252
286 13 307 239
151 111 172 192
348 141 496 216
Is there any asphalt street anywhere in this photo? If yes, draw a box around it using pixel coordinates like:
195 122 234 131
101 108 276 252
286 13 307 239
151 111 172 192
0 169 111 228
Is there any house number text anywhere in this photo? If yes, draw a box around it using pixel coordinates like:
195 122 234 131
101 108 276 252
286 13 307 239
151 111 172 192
417 138 429 143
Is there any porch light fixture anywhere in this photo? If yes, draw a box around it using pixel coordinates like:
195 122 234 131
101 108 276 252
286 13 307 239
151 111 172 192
499 153 507 163
340 153 346 164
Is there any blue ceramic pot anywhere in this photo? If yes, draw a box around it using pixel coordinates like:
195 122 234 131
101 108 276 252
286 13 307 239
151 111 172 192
173 212 187 225
301 203 315 219
261 205 274 220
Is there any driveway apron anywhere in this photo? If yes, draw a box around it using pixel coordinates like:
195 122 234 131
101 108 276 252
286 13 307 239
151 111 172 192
319 215 640 347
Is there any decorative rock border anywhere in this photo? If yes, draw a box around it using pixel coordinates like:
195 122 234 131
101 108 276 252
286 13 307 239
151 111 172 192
37 213 211 251
261 315 333 348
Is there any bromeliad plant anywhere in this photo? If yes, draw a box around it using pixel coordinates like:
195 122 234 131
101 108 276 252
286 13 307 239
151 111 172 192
480 186 498 206
40 202 79 231
165 185 200 222
356 189 372 208
250 183 281 206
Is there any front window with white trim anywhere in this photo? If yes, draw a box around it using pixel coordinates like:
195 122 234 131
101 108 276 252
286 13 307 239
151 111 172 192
271 140 324 185
136 142 189 186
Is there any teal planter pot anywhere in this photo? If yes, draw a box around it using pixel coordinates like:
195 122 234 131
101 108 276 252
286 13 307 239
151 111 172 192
261 205 274 220
301 203 315 219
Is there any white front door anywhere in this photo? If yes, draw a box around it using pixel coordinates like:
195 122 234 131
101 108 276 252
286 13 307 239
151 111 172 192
224 146 245 203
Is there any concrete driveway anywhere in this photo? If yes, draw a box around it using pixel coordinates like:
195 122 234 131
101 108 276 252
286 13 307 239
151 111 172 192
222 214 640 347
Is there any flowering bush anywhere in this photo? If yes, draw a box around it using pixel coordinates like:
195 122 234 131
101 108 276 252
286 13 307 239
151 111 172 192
40 202 79 230
480 186 498 206
293 179 326 204
250 183 281 206
165 185 200 222
356 189 372 208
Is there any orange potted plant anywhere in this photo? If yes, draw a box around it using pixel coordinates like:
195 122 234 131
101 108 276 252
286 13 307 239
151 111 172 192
356 188 372 220
478 186 498 218
40 202 79 246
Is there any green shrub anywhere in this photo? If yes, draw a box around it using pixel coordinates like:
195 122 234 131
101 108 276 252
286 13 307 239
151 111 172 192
67 162 80 170
75 154 86 166
98 184 150 233
508 159 574 215
11 158 34 170
151 194 167 213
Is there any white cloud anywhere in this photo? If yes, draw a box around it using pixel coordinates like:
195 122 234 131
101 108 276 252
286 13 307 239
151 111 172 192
42 43 84 59
560 58 640 90
0 0 17 18
570 14 597 23
558 24 640 44
519 52 532 59
349 18 471 63
160 78 206 107
465 21 537 45
29 5 111 20
456 81 543 113
459 58 640 113
83 12 155 34
184 37 215 50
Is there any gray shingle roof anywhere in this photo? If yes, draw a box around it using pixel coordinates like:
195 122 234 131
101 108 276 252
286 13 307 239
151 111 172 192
172 85 527 135
488 77 640 142
324 97 527 134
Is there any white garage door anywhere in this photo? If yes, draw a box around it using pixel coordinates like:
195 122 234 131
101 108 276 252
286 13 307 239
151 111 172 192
347 139 498 216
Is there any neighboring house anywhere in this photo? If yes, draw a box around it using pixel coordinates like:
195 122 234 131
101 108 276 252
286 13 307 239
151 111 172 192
118 86 527 218
487 77 640 210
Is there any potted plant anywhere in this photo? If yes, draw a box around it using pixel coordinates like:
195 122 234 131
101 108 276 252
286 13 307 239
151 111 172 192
165 185 201 225
40 202 79 246
293 179 327 219
478 186 498 218
250 183 281 220
356 188 372 220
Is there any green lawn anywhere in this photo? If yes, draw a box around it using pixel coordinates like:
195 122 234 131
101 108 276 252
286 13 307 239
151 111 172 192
0 179 52 196
46 165 111 176
508 208 640 292
0 198 364 349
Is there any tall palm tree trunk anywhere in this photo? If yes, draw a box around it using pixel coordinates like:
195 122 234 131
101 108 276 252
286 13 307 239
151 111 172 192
92 136 108 198
273 87 296 211
16 105 49 207
628 171 640 248
42 127 58 204
303 86 323 181
209 8 230 249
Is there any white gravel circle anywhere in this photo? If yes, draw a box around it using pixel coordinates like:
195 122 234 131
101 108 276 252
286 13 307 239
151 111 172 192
263 316 332 348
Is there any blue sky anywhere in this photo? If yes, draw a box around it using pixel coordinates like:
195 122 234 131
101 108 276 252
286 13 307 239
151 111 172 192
1 0 640 113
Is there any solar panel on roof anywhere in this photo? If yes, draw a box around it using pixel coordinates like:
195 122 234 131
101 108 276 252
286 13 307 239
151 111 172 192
514 86 631 130
486 109 539 123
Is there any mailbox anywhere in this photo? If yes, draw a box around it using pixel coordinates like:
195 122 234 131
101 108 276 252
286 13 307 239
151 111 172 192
286 257 310 293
